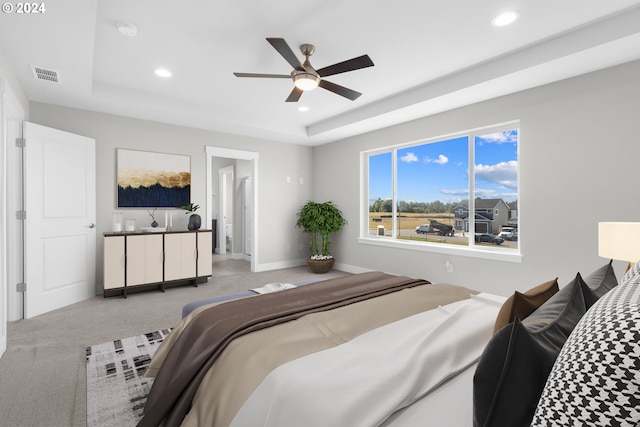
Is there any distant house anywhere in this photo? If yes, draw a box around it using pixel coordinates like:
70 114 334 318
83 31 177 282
452 198 512 234
507 201 518 226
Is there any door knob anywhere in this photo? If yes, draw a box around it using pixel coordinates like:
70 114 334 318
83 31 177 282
88 223 96 228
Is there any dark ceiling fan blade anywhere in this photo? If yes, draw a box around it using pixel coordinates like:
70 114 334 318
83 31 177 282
233 72 291 78
267 38 305 72
285 87 304 102
318 80 362 101
316 54 374 77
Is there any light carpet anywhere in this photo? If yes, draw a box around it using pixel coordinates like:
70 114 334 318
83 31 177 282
86 329 172 427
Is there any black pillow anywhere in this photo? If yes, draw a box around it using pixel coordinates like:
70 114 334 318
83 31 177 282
473 319 556 427
473 273 590 427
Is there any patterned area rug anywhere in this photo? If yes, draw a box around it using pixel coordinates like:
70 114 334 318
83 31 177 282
86 328 172 427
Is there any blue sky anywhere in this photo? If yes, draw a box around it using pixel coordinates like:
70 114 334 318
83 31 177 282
369 129 518 205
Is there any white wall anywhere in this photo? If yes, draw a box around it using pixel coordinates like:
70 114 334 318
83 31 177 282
28 103 314 293
314 60 640 296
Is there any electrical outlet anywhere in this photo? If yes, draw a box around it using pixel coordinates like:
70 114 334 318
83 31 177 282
445 261 453 273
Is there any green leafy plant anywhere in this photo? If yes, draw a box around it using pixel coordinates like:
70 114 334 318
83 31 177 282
295 201 347 259
180 203 200 214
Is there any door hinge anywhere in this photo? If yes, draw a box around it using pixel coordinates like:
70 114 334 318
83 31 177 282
16 282 26 292
16 210 26 220
15 137 25 148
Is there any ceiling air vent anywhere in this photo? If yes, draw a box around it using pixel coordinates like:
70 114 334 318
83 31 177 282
31 65 61 83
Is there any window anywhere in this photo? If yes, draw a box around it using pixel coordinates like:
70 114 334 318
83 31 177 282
363 122 519 259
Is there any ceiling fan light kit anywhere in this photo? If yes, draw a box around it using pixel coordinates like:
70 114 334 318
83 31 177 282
293 72 320 90
233 37 374 102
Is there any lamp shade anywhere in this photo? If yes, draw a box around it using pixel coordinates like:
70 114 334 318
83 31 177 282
598 222 640 263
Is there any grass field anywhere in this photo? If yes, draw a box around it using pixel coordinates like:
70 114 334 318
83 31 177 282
368 211 518 248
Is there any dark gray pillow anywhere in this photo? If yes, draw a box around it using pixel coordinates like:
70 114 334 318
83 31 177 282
523 273 595 353
492 278 559 334
473 273 590 427
582 259 618 298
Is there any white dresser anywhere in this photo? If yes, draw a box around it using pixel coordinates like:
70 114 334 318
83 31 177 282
103 230 212 297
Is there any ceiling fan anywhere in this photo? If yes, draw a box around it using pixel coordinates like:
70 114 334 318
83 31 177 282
233 37 374 102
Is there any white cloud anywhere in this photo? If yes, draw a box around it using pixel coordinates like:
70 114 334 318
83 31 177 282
400 152 418 163
475 160 518 189
477 130 518 144
441 188 468 196
425 154 448 165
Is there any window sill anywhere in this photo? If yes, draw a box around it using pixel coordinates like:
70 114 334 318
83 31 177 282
358 236 523 263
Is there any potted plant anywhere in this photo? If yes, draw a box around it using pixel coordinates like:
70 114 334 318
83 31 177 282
295 201 347 273
180 203 201 230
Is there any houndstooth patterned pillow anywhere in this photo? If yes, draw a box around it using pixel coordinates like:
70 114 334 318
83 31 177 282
531 262 640 426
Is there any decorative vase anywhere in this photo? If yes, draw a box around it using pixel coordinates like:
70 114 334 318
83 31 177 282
151 220 158 228
306 257 335 274
188 213 201 230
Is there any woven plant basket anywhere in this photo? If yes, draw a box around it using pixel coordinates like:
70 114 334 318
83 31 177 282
306 257 335 274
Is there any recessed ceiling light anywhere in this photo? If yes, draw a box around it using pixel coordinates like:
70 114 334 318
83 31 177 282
492 11 520 27
117 22 138 37
154 68 172 78
298 106 310 112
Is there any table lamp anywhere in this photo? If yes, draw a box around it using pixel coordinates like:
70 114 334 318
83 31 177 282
598 222 640 270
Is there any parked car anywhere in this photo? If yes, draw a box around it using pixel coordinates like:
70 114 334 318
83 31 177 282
415 224 430 234
475 233 504 245
499 226 518 241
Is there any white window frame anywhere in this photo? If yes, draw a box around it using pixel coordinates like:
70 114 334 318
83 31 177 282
359 121 522 263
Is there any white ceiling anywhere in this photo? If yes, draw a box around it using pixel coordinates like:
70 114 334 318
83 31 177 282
1 0 640 146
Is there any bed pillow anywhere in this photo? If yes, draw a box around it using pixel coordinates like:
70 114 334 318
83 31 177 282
474 273 589 427
532 261 640 426
474 319 556 427
582 259 617 298
492 278 559 334
522 273 593 353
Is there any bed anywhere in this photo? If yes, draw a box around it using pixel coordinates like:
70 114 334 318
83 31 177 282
137 271 505 427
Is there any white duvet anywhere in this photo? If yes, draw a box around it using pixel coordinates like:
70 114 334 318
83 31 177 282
230 293 504 427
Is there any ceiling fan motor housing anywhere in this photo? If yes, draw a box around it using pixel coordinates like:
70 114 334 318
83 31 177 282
300 43 316 57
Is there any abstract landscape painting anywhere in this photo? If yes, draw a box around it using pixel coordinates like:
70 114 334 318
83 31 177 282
117 149 190 208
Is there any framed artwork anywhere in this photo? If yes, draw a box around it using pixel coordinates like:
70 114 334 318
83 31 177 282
117 148 191 208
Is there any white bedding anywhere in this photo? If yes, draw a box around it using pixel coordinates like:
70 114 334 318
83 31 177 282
230 293 504 427
380 362 477 427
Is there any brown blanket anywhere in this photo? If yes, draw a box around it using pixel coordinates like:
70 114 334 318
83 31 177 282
138 271 431 427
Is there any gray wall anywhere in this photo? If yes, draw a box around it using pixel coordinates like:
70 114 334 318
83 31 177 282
24 59 640 297
29 103 314 293
314 60 640 296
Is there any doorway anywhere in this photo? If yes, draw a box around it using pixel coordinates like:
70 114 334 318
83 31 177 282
218 165 233 255
205 146 258 272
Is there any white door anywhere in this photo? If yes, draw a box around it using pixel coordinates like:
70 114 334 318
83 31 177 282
242 177 252 255
24 122 96 319
218 166 233 254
